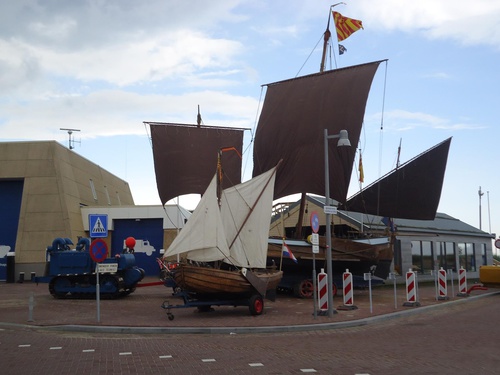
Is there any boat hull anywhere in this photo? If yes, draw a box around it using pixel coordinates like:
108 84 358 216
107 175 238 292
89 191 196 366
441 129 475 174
267 236 393 280
172 264 283 297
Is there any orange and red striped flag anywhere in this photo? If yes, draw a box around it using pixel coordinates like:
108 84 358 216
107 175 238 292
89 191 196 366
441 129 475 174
333 11 363 42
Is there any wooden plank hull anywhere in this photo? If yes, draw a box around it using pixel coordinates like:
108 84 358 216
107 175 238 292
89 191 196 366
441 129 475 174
172 264 283 296
268 236 393 279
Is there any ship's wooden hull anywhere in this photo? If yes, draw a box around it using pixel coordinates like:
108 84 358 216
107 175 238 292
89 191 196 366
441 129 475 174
172 264 283 296
267 236 393 279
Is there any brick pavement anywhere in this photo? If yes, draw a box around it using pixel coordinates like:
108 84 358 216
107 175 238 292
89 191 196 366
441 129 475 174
0 276 496 332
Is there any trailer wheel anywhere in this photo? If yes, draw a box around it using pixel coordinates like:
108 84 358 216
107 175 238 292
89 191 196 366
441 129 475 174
167 313 174 321
293 279 314 298
249 295 264 315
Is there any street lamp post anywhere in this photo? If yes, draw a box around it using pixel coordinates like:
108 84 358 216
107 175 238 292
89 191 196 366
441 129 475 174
323 129 351 318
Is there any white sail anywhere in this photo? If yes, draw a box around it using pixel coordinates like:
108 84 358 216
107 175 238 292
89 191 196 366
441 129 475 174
221 167 277 268
164 166 277 268
164 174 231 262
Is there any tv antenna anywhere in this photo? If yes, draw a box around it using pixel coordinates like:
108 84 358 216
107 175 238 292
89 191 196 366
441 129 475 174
60 128 81 149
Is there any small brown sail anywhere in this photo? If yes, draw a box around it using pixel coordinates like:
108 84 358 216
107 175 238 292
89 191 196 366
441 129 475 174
252 60 385 204
147 122 245 205
342 137 452 220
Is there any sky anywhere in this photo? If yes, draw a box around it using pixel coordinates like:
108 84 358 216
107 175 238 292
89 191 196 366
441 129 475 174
1 0 499 250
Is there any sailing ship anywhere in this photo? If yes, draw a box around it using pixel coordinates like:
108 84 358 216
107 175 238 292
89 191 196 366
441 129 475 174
263 138 451 295
251 8 451 293
158 145 283 301
149 8 450 300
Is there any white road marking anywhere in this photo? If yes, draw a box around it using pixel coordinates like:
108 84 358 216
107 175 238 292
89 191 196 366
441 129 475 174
300 369 317 373
249 363 264 367
18 344 31 347
202 358 216 362
159 355 173 359
50 347 62 350
119 352 132 356
82 349 95 353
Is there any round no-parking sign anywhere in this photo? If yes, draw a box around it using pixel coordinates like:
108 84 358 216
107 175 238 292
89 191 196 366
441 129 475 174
90 239 108 263
310 211 320 233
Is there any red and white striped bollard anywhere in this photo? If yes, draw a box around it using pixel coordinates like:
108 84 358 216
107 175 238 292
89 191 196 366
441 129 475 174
338 269 357 310
438 267 448 300
317 268 328 312
403 268 420 307
457 267 468 297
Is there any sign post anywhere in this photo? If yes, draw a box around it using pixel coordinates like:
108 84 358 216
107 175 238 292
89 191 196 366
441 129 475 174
90 239 108 323
310 212 319 319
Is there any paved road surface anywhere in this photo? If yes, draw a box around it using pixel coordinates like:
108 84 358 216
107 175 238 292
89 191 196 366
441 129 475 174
1 295 499 374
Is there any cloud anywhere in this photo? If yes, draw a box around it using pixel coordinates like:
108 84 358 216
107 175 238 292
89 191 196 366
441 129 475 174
367 109 487 132
0 89 259 141
353 0 500 48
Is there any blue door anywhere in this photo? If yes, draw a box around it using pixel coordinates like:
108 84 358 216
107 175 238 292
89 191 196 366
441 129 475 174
0 180 24 280
111 218 163 276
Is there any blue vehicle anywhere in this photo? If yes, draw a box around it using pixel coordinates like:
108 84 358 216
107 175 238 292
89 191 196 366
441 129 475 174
39 237 144 299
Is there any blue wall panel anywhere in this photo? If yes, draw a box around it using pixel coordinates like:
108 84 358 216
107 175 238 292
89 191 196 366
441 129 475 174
111 218 163 277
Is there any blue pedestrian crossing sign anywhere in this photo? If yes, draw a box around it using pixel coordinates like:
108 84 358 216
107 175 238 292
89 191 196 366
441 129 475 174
89 214 108 238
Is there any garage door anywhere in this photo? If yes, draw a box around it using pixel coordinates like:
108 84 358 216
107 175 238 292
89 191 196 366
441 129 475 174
111 218 163 277
0 180 24 280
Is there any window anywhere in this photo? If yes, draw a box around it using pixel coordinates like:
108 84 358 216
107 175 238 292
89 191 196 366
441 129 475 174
104 186 111 205
481 243 487 266
411 240 434 274
457 242 476 272
437 241 456 272
89 179 97 202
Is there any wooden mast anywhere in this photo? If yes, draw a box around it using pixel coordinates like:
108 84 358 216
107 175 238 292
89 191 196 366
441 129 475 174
294 10 333 239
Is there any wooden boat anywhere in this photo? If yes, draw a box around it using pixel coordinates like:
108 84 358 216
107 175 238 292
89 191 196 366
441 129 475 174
172 264 282 296
162 159 283 298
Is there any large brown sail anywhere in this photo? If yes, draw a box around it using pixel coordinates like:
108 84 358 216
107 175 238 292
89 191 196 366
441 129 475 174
342 137 452 220
252 60 385 203
148 122 244 205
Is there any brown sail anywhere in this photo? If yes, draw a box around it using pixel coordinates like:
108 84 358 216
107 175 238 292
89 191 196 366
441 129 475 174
341 137 452 220
252 60 386 203
147 122 245 205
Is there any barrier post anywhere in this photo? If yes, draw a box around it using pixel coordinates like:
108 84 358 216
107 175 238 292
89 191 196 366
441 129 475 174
317 268 328 315
403 268 421 307
337 269 357 310
457 267 468 297
389 272 397 310
438 267 449 300
448 268 454 297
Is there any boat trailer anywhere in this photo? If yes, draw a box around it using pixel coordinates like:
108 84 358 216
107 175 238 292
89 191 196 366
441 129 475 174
161 291 265 320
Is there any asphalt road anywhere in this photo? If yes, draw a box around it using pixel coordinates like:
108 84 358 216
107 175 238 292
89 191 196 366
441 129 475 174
1 294 499 374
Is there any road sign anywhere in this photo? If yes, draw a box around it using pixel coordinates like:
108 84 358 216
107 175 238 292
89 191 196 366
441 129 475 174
310 212 320 233
97 263 118 273
89 239 108 263
323 206 337 215
89 214 108 238
495 238 500 249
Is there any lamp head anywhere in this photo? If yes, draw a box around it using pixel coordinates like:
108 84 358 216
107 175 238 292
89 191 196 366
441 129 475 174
337 129 351 147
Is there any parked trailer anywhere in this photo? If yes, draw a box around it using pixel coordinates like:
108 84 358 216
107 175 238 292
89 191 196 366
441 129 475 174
161 291 265 320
